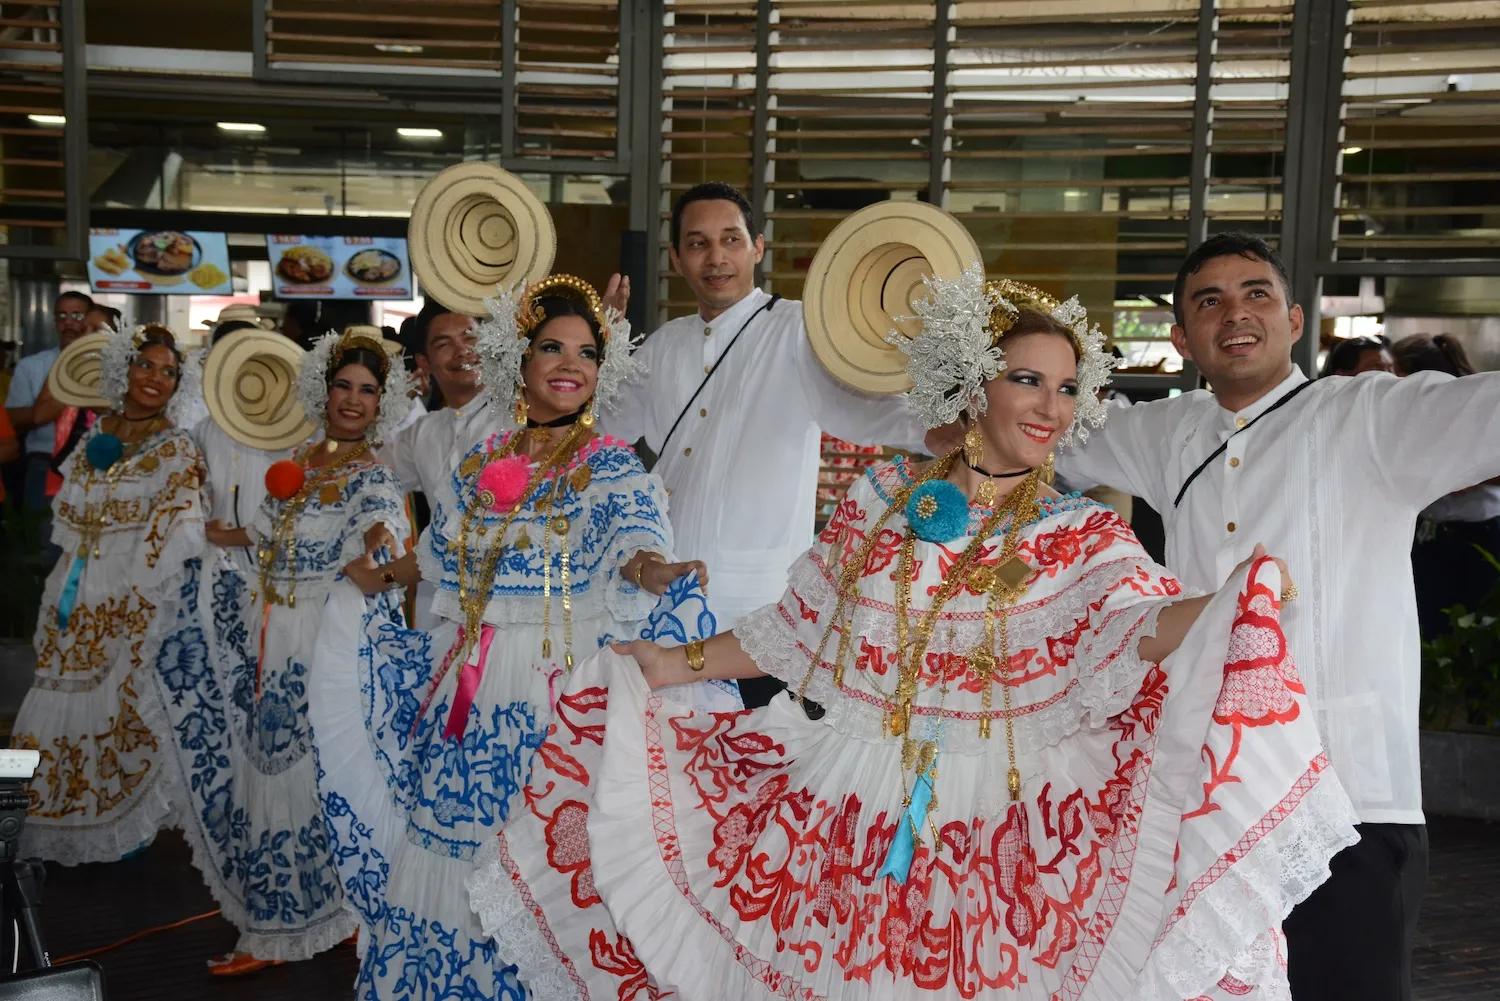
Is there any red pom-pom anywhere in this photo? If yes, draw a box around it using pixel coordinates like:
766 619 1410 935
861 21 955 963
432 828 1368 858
265 460 306 501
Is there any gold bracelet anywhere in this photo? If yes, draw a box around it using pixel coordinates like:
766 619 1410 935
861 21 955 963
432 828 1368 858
633 552 663 589
685 638 706 672
381 568 398 588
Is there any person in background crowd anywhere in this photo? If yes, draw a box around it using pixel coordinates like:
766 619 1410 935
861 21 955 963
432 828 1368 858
1319 333 1395 377
602 181 930 707
1059 231 1500 1001
5 290 93 511
1393 333 1500 643
0 406 17 503
85 304 123 332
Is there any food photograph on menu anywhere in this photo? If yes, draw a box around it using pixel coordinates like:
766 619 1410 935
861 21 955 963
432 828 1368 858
87 228 233 295
266 235 412 299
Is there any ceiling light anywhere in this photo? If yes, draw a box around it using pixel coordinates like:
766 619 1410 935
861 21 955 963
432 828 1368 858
376 43 424 54
1342 146 1364 155
397 127 444 140
28 114 65 126
217 121 266 133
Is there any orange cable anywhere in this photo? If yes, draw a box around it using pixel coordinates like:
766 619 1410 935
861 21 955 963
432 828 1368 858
53 908 222 964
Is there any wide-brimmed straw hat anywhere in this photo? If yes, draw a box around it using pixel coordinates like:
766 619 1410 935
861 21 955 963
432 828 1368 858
802 200 981 394
46 332 114 408
408 161 556 315
202 328 316 450
200 303 276 330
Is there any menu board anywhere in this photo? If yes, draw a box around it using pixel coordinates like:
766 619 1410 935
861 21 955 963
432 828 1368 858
266 235 412 300
87 228 233 295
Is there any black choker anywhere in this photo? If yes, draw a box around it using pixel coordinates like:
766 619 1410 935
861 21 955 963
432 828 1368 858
119 409 165 423
965 458 1032 479
526 410 583 429
326 435 365 443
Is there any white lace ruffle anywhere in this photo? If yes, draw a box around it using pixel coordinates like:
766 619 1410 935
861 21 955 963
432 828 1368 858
467 847 578 1000
1139 775 1361 999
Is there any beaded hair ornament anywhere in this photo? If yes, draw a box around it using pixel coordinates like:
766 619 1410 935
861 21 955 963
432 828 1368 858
886 263 1115 445
474 272 643 422
295 326 413 444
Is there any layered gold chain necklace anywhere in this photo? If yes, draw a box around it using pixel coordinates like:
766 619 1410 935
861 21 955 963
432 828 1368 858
256 440 373 609
450 422 591 670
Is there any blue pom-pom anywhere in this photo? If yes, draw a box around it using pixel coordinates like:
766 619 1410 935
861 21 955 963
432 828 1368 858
905 479 970 544
85 433 124 471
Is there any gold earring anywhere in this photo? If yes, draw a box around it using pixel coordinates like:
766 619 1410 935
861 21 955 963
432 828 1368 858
1042 451 1055 486
579 400 596 429
515 389 528 426
963 424 984 468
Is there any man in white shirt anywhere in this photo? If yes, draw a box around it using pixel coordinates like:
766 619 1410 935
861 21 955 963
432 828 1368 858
5 290 92 511
383 302 491 628
604 182 928 705
1059 232 1500 1001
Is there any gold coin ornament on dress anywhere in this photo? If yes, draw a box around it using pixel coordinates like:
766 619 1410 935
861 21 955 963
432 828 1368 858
570 466 592 492
550 516 570 537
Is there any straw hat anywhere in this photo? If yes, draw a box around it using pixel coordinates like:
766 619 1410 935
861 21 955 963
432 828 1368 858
802 200 982 394
201 303 276 330
46 332 113 408
202 328 316 450
408 161 556 315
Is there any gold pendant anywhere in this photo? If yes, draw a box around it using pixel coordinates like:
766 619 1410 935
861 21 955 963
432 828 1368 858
979 716 992 739
138 454 160 474
887 706 909 737
969 646 996 677
995 555 1032 596
570 466 592 492
976 478 998 507
477 489 496 509
541 637 552 658
460 453 484 479
1007 766 1022 801
968 565 996 593
324 439 339 454
550 515 570 537
319 482 342 505
513 529 531 550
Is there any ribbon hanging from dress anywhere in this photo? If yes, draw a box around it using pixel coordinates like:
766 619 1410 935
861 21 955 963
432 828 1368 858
411 624 497 742
877 755 938 885
56 554 86 630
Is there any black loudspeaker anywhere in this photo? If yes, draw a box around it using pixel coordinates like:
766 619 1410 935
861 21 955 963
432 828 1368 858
0 962 106 1000
618 229 648 338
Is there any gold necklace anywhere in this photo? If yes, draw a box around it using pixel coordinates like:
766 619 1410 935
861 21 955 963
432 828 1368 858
451 423 590 670
257 439 373 609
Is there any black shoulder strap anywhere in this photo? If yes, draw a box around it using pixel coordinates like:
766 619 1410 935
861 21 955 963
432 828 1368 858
1172 379 1315 509
657 294 780 459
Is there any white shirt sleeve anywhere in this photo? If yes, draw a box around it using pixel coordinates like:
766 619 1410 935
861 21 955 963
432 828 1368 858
792 328 927 453
1355 370 1500 505
1054 396 1181 513
602 336 664 449
385 415 423 492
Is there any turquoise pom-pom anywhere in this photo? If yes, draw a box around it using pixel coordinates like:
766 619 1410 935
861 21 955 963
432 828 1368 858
905 479 969 544
85 433 124 471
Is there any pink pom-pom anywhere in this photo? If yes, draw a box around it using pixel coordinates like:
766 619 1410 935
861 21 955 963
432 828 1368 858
477 454 533 511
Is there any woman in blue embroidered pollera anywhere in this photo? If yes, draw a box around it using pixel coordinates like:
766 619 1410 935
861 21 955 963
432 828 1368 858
472 272 1363 1001
14 323 206 866
310 275 734 1000
152 327 411 975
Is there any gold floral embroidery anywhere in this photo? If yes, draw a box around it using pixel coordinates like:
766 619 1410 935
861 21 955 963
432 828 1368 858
35 588 154 689
13 674 159 821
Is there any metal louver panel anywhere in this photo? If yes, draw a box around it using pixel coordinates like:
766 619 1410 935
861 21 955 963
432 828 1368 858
659 0 759 316
512 0 622 167
763 1 937 306
0 0 86 260
254 0 504 87
1335 0 1500 266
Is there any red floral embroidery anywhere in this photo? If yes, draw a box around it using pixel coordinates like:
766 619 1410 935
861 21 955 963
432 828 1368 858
543 800 600 908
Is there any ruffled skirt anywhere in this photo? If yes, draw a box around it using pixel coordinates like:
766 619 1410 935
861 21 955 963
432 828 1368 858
152 555 358 960
472 565 1359 1000
12 549 181 864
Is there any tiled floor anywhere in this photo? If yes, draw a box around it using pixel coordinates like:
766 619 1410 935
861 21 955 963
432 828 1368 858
26 817 1500 1000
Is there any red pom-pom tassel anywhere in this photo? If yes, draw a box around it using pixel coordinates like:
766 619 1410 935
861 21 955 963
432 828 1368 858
265 460 306 501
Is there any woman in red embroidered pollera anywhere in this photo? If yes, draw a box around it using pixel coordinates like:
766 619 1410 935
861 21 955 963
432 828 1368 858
470 269 1360 1000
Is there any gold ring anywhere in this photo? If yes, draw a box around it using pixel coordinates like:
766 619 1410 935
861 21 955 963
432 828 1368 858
1280 583 1298 603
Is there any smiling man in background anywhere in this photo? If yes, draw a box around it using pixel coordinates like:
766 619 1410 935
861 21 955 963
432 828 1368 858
1058 231 1500 1001
604 181 928 706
